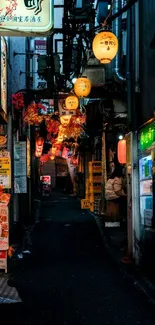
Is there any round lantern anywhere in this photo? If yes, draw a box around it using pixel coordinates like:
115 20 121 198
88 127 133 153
117 139 126 164
74 77 91 97
92 31 118 64
35 137 44 157
65 95 78 110
60 115 72 127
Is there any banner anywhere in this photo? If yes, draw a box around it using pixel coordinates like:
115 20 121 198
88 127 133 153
0 204 9 250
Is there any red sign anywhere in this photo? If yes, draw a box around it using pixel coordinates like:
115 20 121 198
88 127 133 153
41 175 51 185
0 250 6 258
35 40 47 53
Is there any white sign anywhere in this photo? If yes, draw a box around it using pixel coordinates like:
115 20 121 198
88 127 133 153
1 37 7 114
0 0 54 36
14 142 27 193
144 209 152 227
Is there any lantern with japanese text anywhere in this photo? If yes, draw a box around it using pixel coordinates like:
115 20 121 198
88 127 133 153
60 115 72 127
65 95 79 110
117 139 126 164
92 31 118 64
35 137 44 158
74 77 91 97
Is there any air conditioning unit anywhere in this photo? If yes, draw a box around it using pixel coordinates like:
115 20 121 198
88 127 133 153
82 66 105 86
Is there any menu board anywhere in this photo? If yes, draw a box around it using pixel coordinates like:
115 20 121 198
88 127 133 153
0 203 8 250
14 142 27 193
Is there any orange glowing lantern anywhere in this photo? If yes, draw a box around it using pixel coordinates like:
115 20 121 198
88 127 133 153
92 31 118 64
35 137 44 158
117 139 126 164
65 95 79 110
74 77 91 97
60 115 72 127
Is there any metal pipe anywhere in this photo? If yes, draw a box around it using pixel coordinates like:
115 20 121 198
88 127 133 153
112 0 126 82
126 7 132 125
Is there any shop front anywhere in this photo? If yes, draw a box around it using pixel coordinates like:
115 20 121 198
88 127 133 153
138 120 155 278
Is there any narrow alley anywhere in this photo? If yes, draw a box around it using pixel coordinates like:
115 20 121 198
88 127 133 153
1 193 155 325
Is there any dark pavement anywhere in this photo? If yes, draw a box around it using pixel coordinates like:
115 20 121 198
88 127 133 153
1 192 155 324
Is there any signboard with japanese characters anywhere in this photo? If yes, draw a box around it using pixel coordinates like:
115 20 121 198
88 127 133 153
14 141 27 193
31 37 47 90
0 203 9 250
0 0 54 36
0 156 11 188
1 37 7 114
0 250 7 272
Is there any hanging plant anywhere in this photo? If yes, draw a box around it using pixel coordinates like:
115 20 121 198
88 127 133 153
46 119 60 135
12 92 25 111
24 101 48 125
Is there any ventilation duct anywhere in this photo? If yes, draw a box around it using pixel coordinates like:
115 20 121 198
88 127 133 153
112 0 126 82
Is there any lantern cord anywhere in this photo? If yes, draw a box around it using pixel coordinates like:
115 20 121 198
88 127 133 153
97 0 138 29
102 0 115 27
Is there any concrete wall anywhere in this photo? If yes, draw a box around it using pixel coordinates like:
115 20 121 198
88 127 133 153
139 0 155 124
7 37 26 104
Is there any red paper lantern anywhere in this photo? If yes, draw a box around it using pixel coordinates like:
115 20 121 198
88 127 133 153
36 137 44 146
35 137 44 157
117 140 126 164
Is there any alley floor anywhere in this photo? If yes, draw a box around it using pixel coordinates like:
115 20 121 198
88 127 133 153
0 192 155 325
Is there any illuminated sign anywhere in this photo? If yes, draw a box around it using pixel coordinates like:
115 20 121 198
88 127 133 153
139 123 155 151
0 0 53 36
1 37 7 114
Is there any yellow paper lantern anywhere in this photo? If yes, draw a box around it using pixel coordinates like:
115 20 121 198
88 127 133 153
65 95 79 110
60 115 72 127
74 77 91 97
92 31 118 64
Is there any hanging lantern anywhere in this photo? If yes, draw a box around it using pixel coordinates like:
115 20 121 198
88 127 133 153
35 137 44 158
74 77 91 97
117 140 126 164
60 115 72 127
65 95 79 110
92 31 118 64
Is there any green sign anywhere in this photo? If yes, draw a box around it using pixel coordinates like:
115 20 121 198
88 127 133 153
139 122 155 151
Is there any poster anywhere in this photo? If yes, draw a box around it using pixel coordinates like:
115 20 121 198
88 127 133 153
0 157 11 188
1 37 7 115
27 138 31 178
0 204 9 250
40 175 51 185
0 250 7 270
14 142 27 193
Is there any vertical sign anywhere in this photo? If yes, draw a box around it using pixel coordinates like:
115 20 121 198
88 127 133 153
1 37 7 114
31 38 47 90
14 142 27 193
27 138 31 178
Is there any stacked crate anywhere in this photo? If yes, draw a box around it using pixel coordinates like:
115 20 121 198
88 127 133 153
81 161 102 214
88 161 102 214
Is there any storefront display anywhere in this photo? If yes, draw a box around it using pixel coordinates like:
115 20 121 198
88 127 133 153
139 122 155 228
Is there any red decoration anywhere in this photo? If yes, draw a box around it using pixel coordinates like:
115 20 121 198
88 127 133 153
40 153 50 164
117 140 126 164
35 137 44 158
46 120 60 135
12 92 25 111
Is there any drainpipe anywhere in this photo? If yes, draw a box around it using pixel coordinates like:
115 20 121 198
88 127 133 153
112 0 126 82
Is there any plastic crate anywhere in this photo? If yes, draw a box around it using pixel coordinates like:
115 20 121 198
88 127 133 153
81 199 90 209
